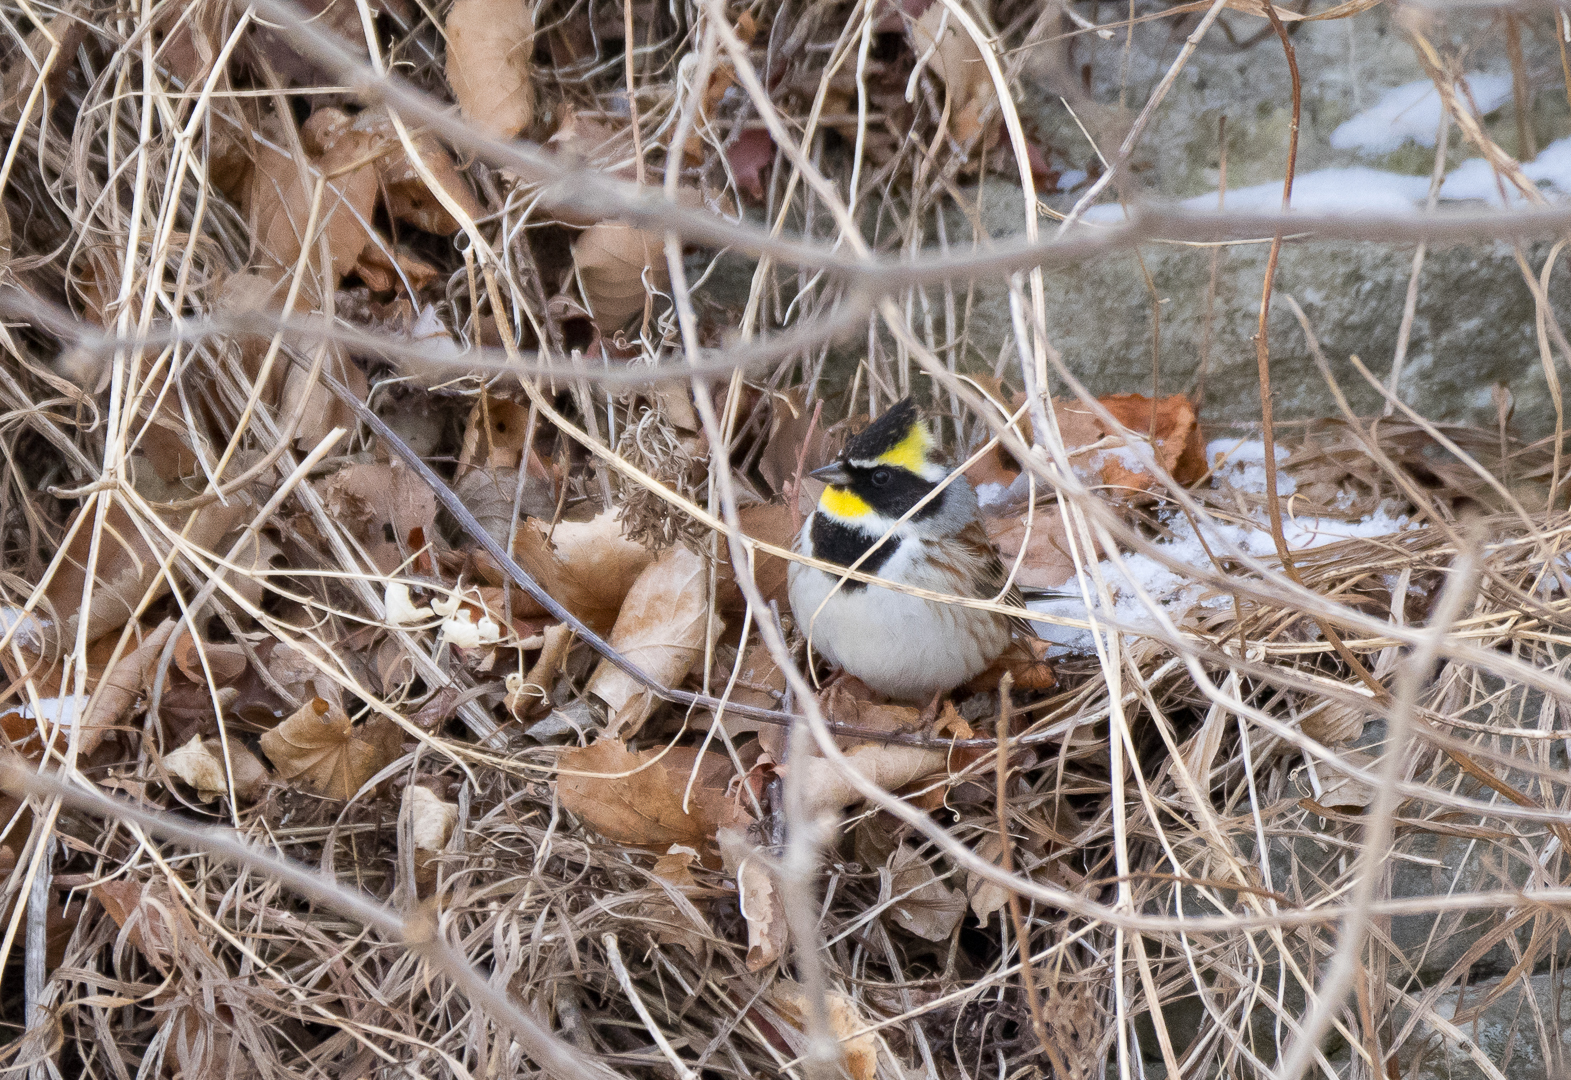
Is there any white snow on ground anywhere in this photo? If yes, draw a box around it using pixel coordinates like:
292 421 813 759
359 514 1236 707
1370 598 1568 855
1330 73 1513 154
1028 463 1414 654
1081 167 1432 223
14 694 87 725
1440 134 1571 203
1206 438 1294 496
1078 95 1571 223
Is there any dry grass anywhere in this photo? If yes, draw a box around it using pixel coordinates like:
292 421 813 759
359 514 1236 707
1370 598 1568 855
0 1 1567 1079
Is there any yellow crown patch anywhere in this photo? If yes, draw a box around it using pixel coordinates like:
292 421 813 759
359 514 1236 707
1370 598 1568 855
819 485 873 520
874 422 930 474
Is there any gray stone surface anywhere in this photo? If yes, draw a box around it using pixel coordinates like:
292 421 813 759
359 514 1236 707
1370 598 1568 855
945 9 1571 437
1399 970 1571 1080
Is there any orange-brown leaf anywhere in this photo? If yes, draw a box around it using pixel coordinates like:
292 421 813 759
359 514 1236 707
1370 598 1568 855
586 545 712 739
1051 393 1207 495
573 222 668 333
557 740 750 849
983 502 1076 590
259 697 389 800
78 619 178 757
910 3 996 145
444 0 536 141
511 509 654 634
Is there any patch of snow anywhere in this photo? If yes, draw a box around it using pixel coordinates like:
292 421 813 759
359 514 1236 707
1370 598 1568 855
16 694 88 726
974 482 1011 510
1028 506 1415 654
1057 169 1087 191
1331 73 1512 155
1080 167 1431 223
1206 438 1294 496
1441 134 1571 204
0 606 47 652
1189 168 1433 214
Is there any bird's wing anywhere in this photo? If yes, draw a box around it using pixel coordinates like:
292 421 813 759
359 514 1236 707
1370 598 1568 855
953 519 1040 639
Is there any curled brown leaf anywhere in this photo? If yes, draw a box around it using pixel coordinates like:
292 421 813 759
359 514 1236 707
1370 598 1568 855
573 222 668 334
259 697 394 801
444 0 536 141
586 545 714 739
557 740 750 849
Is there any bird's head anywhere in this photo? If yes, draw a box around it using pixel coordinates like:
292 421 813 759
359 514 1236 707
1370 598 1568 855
809 397 953 528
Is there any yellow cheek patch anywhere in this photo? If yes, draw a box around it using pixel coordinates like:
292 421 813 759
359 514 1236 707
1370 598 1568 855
820 486 873 520
875 423 931 473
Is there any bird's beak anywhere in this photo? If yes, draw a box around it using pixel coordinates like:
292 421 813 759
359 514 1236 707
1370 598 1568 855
808 461 853 486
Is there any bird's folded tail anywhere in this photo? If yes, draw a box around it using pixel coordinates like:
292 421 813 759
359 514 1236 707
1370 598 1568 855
1018 585 1081 602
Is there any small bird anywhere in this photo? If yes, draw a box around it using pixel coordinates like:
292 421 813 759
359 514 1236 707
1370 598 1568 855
787 396 1035 703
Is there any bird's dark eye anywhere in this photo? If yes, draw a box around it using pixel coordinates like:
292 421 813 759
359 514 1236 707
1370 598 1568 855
871 468 892 487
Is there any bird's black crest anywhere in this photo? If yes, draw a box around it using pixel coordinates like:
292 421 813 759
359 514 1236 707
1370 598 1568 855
843 396 920 462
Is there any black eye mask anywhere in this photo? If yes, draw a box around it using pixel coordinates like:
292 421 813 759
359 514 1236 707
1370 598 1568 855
839 463 942 521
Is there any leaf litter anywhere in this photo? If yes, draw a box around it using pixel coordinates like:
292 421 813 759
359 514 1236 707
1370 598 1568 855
0 1 1566 1078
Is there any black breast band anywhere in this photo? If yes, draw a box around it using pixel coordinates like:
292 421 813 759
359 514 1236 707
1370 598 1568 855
809 515 898 589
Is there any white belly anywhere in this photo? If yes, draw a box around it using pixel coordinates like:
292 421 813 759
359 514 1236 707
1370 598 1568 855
787 545 1012 702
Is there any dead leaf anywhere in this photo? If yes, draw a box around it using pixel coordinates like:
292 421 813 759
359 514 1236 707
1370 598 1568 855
352 107 483 233
317 460 437 575
965 637 1058 694
1050 393 1207 496
247 113 376 286
93 879 202 974
573 222 668 333
77 619 177 757
265 640 341 707
169 1001 261 1080
729 642 785 713
727 127 775 202
164 737 225 802
651 845 700 888
247 0 372 85
1293 751 1378 810
911 2 997 145
976 391 1207 501
587 545 714 738
1298 699 1368 745
982 502 1076 591
0 11 89 125
454 467 557 548
719 502 797 613
154 0 229 87
512 509 655 634
42 497 242 650
505 622 574 718
885 842 966 941
966 834 1010 925
165 735 268 802
444 0 536 141
718 826 788 971
760 686 953 813
403 782 458 889
287 349 369 452
767 979 880 1080
557 740 750 849
407 783 458 853
259 697 392 800
758 388 846 496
